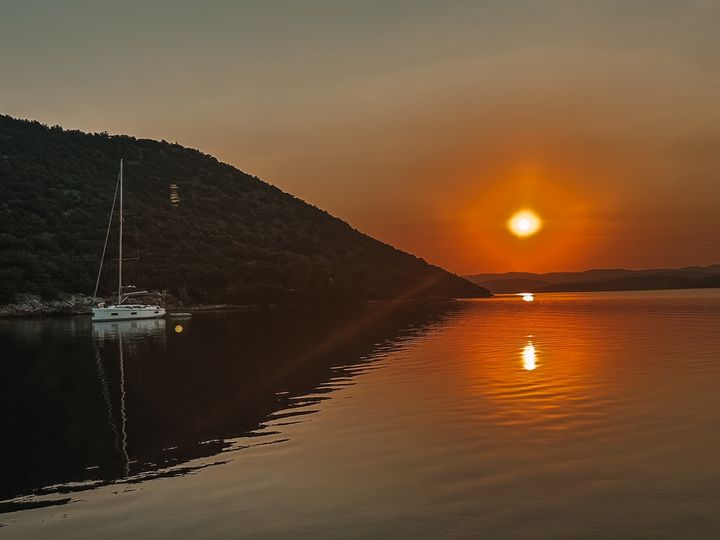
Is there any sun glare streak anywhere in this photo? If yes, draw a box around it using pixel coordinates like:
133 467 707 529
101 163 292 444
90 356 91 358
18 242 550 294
520 293 534 302
508 210 541 237
522 342 537 371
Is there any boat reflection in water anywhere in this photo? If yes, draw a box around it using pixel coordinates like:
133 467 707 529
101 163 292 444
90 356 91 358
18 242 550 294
92 318 167 341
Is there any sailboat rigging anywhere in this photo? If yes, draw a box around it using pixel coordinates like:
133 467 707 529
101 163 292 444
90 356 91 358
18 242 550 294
92 159 166 321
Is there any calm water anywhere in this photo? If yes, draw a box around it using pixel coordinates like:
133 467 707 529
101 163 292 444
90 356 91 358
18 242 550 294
2 290 720 539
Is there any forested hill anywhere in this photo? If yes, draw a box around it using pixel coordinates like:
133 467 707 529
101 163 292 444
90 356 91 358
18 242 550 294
0 115 489 304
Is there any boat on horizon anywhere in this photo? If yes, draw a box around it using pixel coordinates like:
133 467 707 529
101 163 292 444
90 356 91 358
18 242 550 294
92 159 165 322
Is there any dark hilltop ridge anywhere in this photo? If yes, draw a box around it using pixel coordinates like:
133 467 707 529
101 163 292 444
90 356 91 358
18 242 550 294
0 115 489 309
466 265 720 294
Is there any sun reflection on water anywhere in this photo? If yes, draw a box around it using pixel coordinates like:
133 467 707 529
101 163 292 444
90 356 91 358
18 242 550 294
522 342 537 371
463 298 601 429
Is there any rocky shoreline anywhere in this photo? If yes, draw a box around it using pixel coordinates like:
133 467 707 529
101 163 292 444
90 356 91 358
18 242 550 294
0 293 96 317
0 291 477 318
0 294 257 318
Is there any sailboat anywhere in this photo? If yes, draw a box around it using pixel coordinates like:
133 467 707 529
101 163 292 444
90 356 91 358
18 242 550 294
92 159 166 321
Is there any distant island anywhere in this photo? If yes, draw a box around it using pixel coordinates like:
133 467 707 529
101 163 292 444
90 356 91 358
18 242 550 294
0 114 489 312
466 265 720 294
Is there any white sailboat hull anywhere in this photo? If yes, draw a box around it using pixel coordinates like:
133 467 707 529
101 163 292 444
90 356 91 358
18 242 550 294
92 305 166 321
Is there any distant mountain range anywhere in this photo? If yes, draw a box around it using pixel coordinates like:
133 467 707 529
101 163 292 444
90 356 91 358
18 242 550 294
0 115 489 304
465 265 720 294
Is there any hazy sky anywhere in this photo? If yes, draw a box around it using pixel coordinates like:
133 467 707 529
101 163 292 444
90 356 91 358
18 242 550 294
2 0 719 274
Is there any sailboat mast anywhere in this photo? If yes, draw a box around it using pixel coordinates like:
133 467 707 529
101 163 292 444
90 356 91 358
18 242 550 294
118 159 123 304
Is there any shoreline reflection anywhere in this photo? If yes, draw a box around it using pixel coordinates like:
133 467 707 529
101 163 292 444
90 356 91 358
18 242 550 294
0 303 459 508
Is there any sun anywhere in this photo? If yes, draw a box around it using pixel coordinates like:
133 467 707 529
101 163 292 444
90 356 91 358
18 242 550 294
508 209 542 237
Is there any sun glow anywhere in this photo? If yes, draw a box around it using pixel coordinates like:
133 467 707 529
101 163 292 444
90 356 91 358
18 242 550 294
508 210 542 237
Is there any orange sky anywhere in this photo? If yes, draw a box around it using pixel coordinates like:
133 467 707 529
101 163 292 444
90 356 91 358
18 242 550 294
2 1 719 274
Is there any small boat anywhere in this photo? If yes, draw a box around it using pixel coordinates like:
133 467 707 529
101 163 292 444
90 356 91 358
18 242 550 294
92 160 166 322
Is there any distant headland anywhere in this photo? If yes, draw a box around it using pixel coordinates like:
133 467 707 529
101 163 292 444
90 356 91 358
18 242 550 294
466 265 720 294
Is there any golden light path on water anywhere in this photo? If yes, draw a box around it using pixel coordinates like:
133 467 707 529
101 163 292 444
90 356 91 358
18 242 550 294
520 294 536 369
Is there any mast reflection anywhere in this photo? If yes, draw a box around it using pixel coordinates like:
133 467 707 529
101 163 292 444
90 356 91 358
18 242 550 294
92 319 168 478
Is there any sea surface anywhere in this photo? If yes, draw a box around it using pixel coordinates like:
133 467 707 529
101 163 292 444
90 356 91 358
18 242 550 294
1 290 720 539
